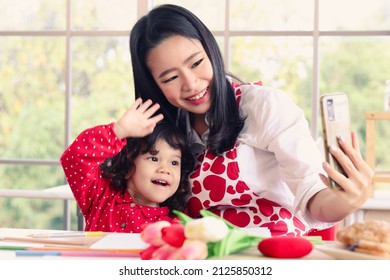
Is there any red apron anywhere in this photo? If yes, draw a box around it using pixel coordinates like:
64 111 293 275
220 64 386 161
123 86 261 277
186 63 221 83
187 82 307 236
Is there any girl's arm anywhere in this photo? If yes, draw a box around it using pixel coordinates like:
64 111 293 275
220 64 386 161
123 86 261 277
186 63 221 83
60 123 126 214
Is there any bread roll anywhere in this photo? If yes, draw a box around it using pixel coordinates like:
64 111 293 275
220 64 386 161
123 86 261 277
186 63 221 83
337 220 390 257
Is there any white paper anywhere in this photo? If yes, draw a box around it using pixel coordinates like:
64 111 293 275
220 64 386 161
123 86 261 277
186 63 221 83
0 241 45 248
90 233 148 249
239 227 271 237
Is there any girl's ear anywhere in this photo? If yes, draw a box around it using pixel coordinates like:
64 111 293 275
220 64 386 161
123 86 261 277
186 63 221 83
125 168 134 180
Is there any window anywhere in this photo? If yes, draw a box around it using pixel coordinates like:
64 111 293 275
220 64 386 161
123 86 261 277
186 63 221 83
1 0 389 229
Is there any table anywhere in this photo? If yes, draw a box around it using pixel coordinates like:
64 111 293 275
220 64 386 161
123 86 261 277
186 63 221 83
2 229 388 280
0 228 104 259
0 227 364 260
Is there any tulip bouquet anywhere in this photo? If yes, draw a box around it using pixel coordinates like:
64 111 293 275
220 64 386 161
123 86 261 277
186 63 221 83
139 210 264 260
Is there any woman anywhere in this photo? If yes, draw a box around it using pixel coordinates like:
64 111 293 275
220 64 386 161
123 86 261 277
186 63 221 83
128 4 374 236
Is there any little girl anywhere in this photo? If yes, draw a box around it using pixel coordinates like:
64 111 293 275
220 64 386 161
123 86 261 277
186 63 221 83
60 98 194 233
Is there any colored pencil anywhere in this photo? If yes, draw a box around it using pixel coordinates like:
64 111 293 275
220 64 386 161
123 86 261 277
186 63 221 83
28 247 141 253
29 231 104 238
14 250 138 258
60 251 139 258
0 236 88 246
0 245 32 250
15 250 61 256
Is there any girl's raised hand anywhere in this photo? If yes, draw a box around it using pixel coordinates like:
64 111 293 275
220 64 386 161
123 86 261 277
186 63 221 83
114 98 164 139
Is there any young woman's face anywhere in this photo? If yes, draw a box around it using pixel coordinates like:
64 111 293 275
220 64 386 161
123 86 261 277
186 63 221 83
147 35 214 115
126 139 182 207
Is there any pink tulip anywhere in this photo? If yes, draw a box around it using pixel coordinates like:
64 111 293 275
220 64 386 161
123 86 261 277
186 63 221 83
166 248 184 260
161 224 186 248
151 244 179 260
180 239 208 260
140 221 171 246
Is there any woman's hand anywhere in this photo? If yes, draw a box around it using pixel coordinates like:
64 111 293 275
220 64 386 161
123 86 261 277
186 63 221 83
321 132 374 210
311 132 375 222
114 98 164 139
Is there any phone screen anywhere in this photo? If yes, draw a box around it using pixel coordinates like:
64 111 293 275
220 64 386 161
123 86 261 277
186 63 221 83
320 93 351 189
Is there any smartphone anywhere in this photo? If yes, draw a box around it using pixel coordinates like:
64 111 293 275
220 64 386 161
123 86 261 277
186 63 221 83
320 93 352 189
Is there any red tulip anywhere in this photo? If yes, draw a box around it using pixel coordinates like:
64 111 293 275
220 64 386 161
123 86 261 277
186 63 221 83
161 224 186 248
140 221 171 246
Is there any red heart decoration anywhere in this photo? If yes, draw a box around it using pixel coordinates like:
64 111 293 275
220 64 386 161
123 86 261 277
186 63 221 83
258 236 313 258
262 221 289 235
210 157 226 174
205 153 215 160
231 194 252 206
270 214 279 221
202 162 210 171
191 180 202 194
203 175 226 202
203 200 210 208
253 216 262 224
227 185 235 194
293 217 307 231
227 162 239 180
222 209 250 227
249 206 258 214
279 208 292 219
235 180 249 193
226 149 237 159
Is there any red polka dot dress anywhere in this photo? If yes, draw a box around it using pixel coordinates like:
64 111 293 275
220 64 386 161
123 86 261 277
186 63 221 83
186 82 334 236
60 124 174 233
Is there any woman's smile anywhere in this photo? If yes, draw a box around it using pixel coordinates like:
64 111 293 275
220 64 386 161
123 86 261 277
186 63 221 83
185 86 210 105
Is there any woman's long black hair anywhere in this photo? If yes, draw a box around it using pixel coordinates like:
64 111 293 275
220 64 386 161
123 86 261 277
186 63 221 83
99 121 194 216
129 4 246 155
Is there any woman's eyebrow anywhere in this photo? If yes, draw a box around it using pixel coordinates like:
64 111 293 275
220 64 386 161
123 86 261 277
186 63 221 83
158 51 201 79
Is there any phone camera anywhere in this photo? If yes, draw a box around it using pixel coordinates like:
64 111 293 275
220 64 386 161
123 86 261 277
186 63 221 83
326 99 335 121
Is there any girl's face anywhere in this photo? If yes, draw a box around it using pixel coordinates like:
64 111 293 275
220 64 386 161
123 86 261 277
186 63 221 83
147 35 214 115
126 139 182 207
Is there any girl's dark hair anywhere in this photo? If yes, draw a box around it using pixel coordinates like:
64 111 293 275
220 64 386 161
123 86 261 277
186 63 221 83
99 121 194 216
129 4 245 155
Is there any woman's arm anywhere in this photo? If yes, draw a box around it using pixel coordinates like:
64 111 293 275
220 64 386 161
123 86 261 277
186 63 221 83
239 84 373 225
